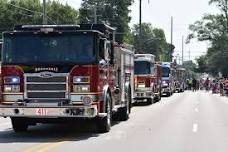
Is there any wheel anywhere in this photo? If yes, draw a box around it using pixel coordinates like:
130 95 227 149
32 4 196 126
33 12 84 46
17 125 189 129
11 117 28 133
97 94 112 133
155 95 161 102
158 96 161 101
157 89 162 101
147 98 153 105
117 89 131 121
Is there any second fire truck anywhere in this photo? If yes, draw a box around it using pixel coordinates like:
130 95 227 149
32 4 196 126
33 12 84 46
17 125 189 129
134 54 162 104
0 24 134 133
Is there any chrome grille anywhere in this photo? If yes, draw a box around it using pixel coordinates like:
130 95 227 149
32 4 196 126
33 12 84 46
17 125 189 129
27 77 66 83
27 84 66 91
25 73 68 99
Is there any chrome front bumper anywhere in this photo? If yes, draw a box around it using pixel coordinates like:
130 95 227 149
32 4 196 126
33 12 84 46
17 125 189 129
134 90 153 99
161 88 171 94
0 105 104 118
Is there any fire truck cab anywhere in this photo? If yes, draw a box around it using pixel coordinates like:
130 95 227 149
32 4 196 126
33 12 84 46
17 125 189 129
0 24 134 133
134 54 160 104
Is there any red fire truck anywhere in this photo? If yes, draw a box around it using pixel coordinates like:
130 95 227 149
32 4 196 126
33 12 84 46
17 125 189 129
0 24 134 133
134 54 162 104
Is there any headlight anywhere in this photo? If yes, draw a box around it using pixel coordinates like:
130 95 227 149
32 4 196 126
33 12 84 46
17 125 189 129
82 96 93 105
4 76 20 84
4 85 20 92
73 85 90 92
73 76 90 84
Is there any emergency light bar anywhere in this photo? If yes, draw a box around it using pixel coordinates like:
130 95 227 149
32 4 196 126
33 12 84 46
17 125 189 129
13 24 116 40
14 25 81 31
21 25 80 29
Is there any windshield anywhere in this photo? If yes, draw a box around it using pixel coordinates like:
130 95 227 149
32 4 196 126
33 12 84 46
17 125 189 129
134 61 154 75
2 33 96 65
162 67 170 77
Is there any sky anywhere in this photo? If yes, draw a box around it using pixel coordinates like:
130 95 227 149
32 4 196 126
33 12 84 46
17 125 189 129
59 0 218 62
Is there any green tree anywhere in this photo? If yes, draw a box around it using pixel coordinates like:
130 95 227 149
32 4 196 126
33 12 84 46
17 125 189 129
79 0 133 43
46 1 78 24
182 60 197 72
188 0 228 77
132 23 172 61
0 0 78 35
195 55 209 73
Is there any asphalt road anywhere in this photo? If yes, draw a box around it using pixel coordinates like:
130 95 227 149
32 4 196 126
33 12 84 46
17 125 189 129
1 91 228 152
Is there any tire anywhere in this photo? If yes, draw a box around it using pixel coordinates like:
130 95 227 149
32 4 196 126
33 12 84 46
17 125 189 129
11 117 28 133
157 96 161 102
155 95 161 102
147 98 153 105
97 94 111 133
118 89 131 121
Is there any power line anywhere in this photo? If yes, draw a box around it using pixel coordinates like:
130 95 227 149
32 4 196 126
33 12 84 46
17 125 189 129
7 3 43 15
6 2 56 24
6 8 34 18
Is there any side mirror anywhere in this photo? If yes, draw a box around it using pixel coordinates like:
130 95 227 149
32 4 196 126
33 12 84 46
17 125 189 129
110 42 114 64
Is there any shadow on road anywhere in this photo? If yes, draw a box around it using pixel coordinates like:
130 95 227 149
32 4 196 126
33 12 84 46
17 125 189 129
133 102 152 107
0 120 121 143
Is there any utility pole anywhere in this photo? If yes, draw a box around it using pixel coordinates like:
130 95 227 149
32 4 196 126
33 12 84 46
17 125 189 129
42 0 48 24
94 6 97 24
139 0 142 53
188 50 191 61
182 36 184 64
170 16 173 62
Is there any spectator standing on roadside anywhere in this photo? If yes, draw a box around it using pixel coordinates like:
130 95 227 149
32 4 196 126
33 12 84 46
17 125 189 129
186 79 190 90
192 78 197 91
205 78 210 91
220 79 224 96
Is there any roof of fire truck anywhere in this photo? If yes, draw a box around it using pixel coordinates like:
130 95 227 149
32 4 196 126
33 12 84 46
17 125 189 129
11 24 116 40
134 54 155 63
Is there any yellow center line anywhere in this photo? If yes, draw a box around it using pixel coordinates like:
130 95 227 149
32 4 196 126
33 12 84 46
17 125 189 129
37 141 69 152
21 139 70 152
21 143 52 152
132 107 142 112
